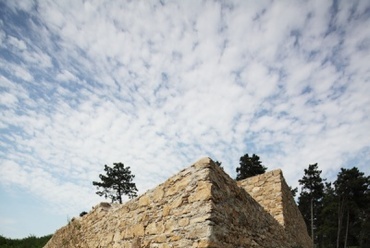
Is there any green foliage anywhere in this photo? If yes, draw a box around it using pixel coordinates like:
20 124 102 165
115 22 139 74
334 168 368 209
214 160 224 170
290 186 298 198
318 182 338 247
296 166 369 248
0 234 52 248
79 211 88 217
297 191 311 231
299 163 325 199
93 162 138 203
235 153 267 181
298 163 325 244
334 167 369 248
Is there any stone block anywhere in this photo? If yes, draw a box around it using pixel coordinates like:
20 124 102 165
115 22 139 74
190 214 210 224
188 181 212 203
164 218 175 232
162 204 170 217
193 157 212 169
169 235 181 241
152 187 164 202
170 196 183 209
178 217 189 227
145 221 164 235
154 234 166 243
138 195 150 207
132 224 144 237
175 175 192 191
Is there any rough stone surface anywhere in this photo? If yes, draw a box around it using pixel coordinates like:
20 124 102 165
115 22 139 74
44 157 312 248
237 169 312 246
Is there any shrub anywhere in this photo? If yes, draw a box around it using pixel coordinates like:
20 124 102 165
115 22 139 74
79 211 88 217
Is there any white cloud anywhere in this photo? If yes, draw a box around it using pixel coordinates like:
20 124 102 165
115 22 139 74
0 91 18 107
7 36 27 51
0 0 370 238
56 70 77 82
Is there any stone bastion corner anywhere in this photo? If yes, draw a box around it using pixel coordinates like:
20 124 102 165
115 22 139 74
44 157 312 248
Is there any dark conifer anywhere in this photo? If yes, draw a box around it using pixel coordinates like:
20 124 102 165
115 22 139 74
334 167 369 248
93 162 138 203
236 153 267 180
298 163 325 245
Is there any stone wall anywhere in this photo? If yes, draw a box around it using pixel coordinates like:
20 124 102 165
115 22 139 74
237 169 312 247
237 170 285 225
44 157 312 248
45 159 215 248
210 162 310 248
281 174 313 247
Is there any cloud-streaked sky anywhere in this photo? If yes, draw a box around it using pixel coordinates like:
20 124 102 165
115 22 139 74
1 0 369 238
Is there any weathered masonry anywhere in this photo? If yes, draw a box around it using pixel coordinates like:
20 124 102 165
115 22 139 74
44 157 312 248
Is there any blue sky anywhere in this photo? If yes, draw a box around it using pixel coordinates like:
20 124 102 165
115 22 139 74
1 0 369 239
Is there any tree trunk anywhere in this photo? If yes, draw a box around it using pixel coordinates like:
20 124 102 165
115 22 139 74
344 210 349 248
337 199 343 248
311 197 314 247
118 186 122 204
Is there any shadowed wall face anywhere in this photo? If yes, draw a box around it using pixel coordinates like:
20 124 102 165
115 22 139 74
237 169 312 247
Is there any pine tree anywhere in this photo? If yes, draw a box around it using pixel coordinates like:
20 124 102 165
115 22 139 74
290 186 298 198
360 183 370 248
334 167 369 248
93 162 138 203
319 182 338 247
236 154 267 181
298 163 325 246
